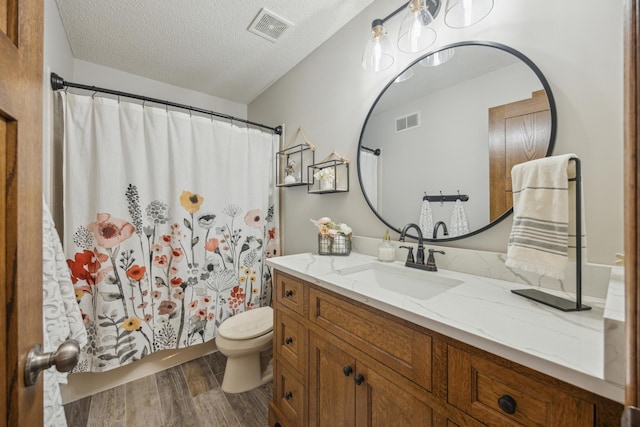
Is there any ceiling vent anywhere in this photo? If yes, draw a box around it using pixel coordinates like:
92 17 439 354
248 8 292 43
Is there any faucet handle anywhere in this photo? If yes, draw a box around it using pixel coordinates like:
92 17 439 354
426 249 445 271
399 246 415 264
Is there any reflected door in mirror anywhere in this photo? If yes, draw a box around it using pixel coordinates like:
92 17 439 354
488 90 551 221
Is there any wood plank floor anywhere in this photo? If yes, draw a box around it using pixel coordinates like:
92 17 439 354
63 351 271 427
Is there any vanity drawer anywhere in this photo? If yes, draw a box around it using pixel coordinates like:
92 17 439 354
275 309 306 374
274 360 305 427
308 287 432 392
274 271 306 316
447 344 595 426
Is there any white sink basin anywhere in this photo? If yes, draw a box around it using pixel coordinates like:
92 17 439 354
337 262 464 300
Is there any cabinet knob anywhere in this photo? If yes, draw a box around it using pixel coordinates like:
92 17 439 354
343 366 353 377
284 290 293 297
354 373 365 386
498 394 517 414
285 391 293 400
285 337 293 345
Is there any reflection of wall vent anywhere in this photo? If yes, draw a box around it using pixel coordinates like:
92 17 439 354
395 112 420 133
248 8 293 43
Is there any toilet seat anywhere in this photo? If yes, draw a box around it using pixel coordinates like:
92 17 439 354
218 306 273 340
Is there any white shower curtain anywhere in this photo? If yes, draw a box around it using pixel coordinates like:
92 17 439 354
60 92 279 372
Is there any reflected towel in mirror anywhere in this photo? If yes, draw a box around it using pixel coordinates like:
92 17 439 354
449 199 469 237
419 199 434 237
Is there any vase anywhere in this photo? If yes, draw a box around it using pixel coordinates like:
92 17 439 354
284 174 297 184
320 179 334 190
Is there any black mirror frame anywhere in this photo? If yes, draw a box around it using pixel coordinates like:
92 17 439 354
357 41 557 241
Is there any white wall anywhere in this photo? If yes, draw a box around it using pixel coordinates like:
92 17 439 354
249 0 624 265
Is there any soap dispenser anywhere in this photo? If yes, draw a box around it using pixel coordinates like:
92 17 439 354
378 229 395 262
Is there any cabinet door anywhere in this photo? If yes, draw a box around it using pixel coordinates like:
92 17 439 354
274 361 305 427
308 331 357 427
355 364 434 427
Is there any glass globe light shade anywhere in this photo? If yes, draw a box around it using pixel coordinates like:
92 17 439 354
419 48 455 67
397 0 436 53
394 68 414 83
362 20 395 72
444 0 494 28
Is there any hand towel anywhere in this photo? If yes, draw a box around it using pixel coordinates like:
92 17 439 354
419 199 434 237
43 199 88 427
449 199 470 237
505 154 584 279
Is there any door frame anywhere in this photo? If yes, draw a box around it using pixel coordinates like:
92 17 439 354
625 0 640 414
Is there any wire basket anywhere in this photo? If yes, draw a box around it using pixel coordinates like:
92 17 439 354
318 233 352 256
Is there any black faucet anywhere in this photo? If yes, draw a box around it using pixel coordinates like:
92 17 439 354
433 221 449 239
425 249 446 271
398 223 427 270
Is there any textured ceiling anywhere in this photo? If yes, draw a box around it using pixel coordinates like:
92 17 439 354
54 0 376 104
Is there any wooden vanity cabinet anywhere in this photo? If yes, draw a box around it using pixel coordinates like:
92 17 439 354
269 270 623 427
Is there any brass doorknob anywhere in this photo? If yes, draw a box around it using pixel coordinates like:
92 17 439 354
24 340 80 386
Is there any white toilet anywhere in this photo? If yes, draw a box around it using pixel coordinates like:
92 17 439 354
215 306 274 393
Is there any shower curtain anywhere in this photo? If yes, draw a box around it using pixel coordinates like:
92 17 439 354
60 92 279 372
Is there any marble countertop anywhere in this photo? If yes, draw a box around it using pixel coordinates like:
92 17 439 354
266 252 624 403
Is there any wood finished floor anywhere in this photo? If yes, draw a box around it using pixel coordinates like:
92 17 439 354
63 351 271 427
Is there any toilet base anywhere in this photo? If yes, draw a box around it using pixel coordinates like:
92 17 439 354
221 352 273 394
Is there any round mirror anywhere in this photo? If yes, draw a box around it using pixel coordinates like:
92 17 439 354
357 41 556 241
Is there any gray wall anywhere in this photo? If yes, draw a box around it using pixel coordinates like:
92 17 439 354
248 0 624 265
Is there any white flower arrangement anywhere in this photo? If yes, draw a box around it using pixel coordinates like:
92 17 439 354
313 167 335 183
284 159 296 176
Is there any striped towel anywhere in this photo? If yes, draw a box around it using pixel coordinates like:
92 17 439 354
505 154 584 279
419 199 434 237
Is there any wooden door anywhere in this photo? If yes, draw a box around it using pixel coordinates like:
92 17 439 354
625 0 640 424
308 332 356 427
0 0 44 425
488 90 552 221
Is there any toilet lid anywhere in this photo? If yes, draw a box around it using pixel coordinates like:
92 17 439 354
218 306 273 340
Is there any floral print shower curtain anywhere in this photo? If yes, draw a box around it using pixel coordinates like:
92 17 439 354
60 93 279 372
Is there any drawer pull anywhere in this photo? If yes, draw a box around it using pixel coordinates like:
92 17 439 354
284 289 293 297
285 391 293 400
343 366 353 377
354 373 365 386
285 337 293 345
498 394 517 415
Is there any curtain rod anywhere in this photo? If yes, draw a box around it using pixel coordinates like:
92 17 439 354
50 72 282 135
361 146 381 155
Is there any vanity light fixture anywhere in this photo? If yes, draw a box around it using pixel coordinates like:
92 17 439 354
444 0 494 29
362 0 493 72
362 19 395 72
397 0 437 54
